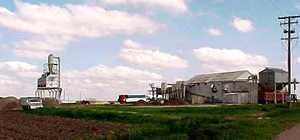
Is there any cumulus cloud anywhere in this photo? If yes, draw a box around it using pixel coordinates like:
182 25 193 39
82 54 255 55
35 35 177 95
208 28 223 36
13 36 73 59
298 57 300 63
0 61 39 97
63 65 163 100
0 0 160 59
231 17 254 32
0 1 160 37
0 61 38 76
100 0 188 14
193 47 268 73
120 40 188 70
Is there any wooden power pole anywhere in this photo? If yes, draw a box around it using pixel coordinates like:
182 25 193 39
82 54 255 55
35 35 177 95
278 15 300 105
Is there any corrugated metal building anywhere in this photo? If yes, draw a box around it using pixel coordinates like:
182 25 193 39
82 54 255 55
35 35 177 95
167 70 258 104
258 67 288 104
259 68 288 91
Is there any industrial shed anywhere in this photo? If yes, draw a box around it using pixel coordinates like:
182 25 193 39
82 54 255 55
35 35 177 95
259 68 288 91
185 70 258 104
258 67 289 104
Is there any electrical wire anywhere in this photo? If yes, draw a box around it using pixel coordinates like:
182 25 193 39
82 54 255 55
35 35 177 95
293 31 299 49
269 0 286 16
292 20 299 49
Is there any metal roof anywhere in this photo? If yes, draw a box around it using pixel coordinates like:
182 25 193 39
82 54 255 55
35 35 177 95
261 67 287 73
187 70 252 84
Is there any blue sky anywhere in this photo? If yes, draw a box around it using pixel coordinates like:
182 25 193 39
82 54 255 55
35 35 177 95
0 0 299 100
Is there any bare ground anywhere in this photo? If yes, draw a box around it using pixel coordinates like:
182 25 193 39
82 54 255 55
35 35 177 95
0 111 128 140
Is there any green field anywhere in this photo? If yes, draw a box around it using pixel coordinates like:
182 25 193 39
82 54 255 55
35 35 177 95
26 104 300 140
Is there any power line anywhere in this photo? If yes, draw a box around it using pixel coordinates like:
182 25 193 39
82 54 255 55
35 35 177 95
270 0 286 15
278 15 300 106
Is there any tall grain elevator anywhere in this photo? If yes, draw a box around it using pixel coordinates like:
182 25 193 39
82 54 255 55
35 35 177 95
35 54 62 101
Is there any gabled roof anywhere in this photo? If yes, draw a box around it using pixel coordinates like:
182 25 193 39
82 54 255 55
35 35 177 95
260 67 287 73
187 70 252 84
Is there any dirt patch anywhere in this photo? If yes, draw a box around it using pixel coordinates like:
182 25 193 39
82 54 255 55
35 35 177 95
42 98 60 107
224 112 266 121
0 97 21 111
165 99 188 105
134 100 147 106
0 111 128 140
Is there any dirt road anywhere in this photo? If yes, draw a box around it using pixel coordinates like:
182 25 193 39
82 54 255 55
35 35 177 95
274 124 300 140
0 111 127 140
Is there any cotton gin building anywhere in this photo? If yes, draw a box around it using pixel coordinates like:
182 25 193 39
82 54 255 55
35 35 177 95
185 70 258 104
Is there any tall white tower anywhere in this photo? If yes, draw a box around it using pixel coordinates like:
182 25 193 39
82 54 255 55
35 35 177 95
35 54 62 101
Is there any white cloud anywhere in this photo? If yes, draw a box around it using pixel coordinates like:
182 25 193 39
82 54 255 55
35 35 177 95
63 65 163 100
0 61 39 97
193 47 268 73
0 61 37 73
297 57 300 63
0 1 160 37
208 28 223 36
14 36 73 59
120 40 188 70
100 0 188 14
231 17 254 32
0 1 161 59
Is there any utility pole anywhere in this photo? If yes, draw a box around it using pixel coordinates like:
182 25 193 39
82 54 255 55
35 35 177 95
278 15 300 106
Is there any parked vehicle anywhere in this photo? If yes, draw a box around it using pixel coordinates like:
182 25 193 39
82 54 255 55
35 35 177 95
20 97 43 110
118 95 147 104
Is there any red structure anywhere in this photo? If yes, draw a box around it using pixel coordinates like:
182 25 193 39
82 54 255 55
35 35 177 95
258 68 288 104
258 87 288 104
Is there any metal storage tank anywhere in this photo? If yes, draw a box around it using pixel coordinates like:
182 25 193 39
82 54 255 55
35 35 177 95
48 54 59 74
259 68 288 91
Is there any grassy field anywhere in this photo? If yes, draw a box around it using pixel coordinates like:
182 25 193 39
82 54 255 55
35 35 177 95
26 103 300 140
